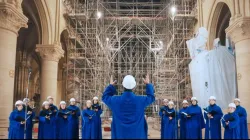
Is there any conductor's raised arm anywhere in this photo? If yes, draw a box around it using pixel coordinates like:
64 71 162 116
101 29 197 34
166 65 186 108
143 74 155 107
102 76 117 108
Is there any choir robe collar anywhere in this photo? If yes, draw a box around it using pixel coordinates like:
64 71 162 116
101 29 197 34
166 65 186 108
209 104 216 107
59 109 67 112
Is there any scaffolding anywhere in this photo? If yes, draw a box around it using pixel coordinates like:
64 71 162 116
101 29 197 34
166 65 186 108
63 0 109 104
63 0 197 131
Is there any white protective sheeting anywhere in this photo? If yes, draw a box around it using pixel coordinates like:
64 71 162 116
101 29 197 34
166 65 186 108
206 45 237 109
187 27 237 109
189 51 210 109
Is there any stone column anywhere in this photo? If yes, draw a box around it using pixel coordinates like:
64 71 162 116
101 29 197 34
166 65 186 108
36 44 64 105
0 1 27 137
14 51 32 102
226 17 250 122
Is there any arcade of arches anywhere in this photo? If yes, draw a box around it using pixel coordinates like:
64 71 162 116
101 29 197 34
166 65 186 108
0 0 250 138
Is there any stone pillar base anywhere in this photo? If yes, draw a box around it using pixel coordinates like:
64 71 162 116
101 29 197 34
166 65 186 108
0 120 9 139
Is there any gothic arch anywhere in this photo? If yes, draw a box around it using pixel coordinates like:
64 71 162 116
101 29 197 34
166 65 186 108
34 0 52 44
207 1 233 49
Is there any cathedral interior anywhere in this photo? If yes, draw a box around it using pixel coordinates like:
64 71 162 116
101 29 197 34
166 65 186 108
0 0 250 139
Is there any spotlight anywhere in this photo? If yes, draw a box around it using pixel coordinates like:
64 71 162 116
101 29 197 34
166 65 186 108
106 37 109 42
97 11 102 19
171 6 176 15
159 41 163 45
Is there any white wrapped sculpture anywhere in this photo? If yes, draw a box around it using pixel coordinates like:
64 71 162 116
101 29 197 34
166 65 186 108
186 27 208 59
187 27 237 109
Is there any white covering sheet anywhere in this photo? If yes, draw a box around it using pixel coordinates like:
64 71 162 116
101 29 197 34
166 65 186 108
187 27 237 109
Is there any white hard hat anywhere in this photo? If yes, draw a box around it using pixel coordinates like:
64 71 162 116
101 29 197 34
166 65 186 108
60 101 66 105
86 100 92 104
42 101 50 106
168 101 174 105
70 98 76 102
122 75 136 89
47 96 53 100
93 96 98 100
163 99 168 102
15 100 23 106
228 103 236 108
234 98 240 102
182 100 188 104
191 97 197 101
23 98 30 102
209 96 216 100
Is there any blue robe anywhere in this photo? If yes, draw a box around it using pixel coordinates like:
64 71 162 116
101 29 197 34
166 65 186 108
235 105 249 139
49 104 58 138
184 104 205 139
102 84 155 139
82 108 95 139
160 108 178 139
56 109 70 139
21 105 35 139
38 109 57 139
26 111 35 139
159 106 168 139
8 109 25 139
204 104 223 139
67 105 80 139
221 112 240 139
92 103 103 139
179 107 188 139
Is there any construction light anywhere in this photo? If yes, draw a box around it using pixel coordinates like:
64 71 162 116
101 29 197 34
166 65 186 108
171 6 177 15
159 41 163 45
97 11 102 19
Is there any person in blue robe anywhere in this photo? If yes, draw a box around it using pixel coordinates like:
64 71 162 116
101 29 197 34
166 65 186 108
160 101 178 139
92 96 103 139
159 99 169 139
67 98 80 139
23 98 35 139
47 96 58 138
8 100 25 139
56 101 70 139
82 100 95 139
102 74 155 139
184 97 205 139
204 96 223 139
221 103 240 139
38 101 57 139
179 100 189 139
234 98 249 139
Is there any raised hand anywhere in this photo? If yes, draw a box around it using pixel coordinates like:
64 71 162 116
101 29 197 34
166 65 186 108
45 115 50 120
143 74 150 84
110 75 117 85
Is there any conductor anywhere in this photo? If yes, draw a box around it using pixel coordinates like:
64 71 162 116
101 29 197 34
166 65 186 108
102 74 155 139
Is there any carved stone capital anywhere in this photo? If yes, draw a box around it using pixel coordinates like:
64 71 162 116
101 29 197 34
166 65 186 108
0 1 28 34
226 17 250 43
36 44 64 62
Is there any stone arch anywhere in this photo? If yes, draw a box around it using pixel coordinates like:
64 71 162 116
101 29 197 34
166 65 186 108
33 0 52 44
207 1 233 49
